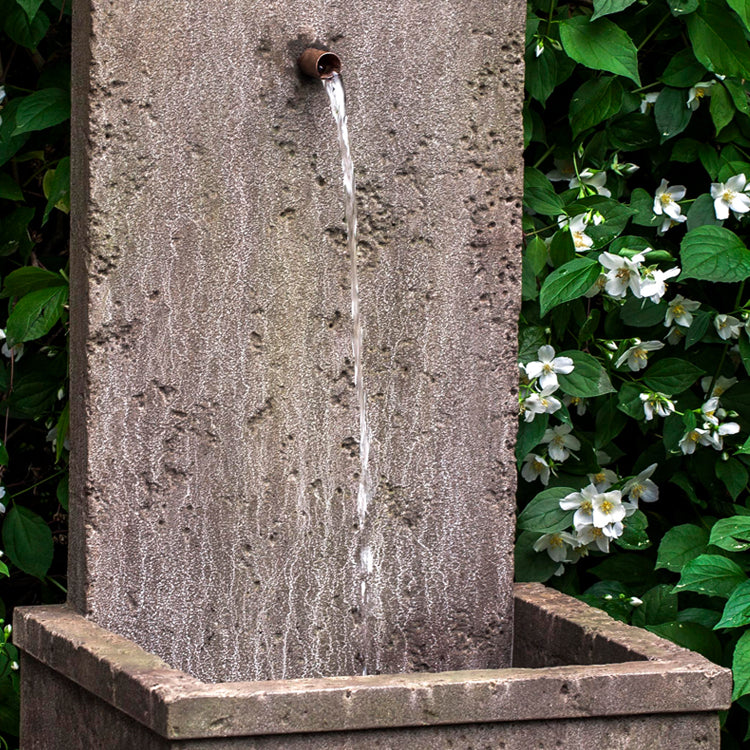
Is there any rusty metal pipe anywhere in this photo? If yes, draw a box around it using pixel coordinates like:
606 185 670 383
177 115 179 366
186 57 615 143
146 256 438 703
298 48 341 79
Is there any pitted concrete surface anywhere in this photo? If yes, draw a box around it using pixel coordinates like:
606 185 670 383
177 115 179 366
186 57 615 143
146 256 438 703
68 0 524 681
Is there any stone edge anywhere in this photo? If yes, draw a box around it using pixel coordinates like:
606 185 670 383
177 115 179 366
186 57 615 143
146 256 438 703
14 583 732 740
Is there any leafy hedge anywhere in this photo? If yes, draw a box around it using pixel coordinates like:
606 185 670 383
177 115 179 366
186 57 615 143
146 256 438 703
0 1 71 744
521 0 750 744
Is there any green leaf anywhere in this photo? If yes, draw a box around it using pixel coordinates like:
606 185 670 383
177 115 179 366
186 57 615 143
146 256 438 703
617 380 645 419
590 552 657 585
716 458 748 501
516 415 549 465
667 0 699 16
526 48 574 105
686 193 722 230
2 4 48 48
56 475 68 512
677 607 722 629
569 77 624 138
14 0 43 20
727 0 750 32
647 622 722 663
539 257 601 317
629 187 659 227
673 553 746 598
632 585 678 627
679 225 750 283
654 87 691 142
710 516 750 552
616 509 651 550
733 629 750 699
685 310 712 349
0 173 22 201
55 401 69 463
524 167 564 216
557 349 616 397
594 396 627 447
687 1 750 79
517 487 576 533
591 0 638 20
42 157 70 224
656 523 709 572
5 285 69 346
710 83 735 133
515 530 560 583
0 441 9 467
661 49 708 87
672 138 702 162
715 580 750 628
619 296 667 327
0 100 30 168
559 16 641 85
607 113 658 150
525 236 549 276
699 143 721 179
643 358 704 395
522 254 537 301
1 505 53 578
724 78 750 115
12 88 70 136
518 327 547 364
0 267 67 299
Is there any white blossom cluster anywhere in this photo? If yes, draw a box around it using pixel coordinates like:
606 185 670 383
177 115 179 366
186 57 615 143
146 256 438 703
520 345 574 425
534 464 659 572
678 378 740 455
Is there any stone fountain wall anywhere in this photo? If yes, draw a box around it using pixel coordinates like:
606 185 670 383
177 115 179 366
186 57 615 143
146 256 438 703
67 0 525 682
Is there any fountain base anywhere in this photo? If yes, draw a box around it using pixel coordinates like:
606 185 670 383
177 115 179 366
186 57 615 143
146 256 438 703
15 583 730 749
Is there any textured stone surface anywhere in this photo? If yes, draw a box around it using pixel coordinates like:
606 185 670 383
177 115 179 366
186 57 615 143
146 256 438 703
16 586 729 748
68 0 525 682
20 655 722 750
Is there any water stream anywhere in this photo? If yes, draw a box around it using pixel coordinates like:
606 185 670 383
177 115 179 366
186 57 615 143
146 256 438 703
323 73 374 673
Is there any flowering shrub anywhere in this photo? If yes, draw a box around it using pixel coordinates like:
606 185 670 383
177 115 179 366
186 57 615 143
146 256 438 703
0 2 71 742
522 0 750 741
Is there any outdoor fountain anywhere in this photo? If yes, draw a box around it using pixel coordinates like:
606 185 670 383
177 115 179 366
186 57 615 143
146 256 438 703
15 2 729 747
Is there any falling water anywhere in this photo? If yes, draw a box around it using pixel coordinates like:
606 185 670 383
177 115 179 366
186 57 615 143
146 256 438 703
323 73 374 673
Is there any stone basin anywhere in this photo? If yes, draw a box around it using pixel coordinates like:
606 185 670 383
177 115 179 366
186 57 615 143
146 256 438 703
15 583 731 749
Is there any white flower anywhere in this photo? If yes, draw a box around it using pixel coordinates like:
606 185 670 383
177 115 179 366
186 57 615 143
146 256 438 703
639 266 681 303
657 212 687 235
533 531 578 562
640 392 676 421
701 375 737 398
679 427 712 454
560 213 594 252
10 661 18 671
546 160 575 183
542 424 581 462
588 468 618 491
615 339 665 371
521 453 551 485
701 396 722 426
711 174 750 220
665 326 686 345
622 463 659 504
585 273 607 298
523 386 562 422
705 419 741 451
570 169 611 198
576 524 610 553
560 484 598 529
535 39 545 57
639 91 660 114
599 251 646 298
525 345 575 390
563 394 587 416
653 179 686 221
665 295 700 327
592 489 626 528
715 314 742 340
687 81 715 110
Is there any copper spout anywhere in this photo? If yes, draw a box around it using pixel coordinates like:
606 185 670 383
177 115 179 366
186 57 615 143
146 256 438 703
299 48 341 79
